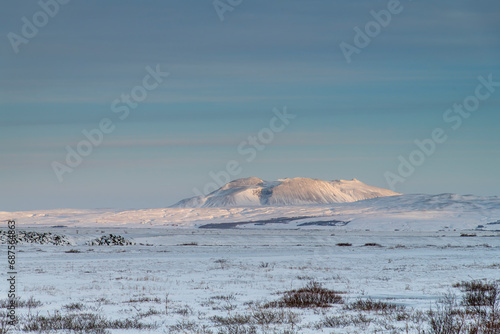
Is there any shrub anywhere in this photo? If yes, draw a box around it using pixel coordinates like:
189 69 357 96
214 259 229 269
0 296 42 308
63 302 85 311
21 311 154 332
426 281 500 334
265 281 343 308
125 296 162 303
455 280 498 307
427 293 465 334
320 313 372 328
169 320 200 332
344 298 405 313
86 234 135 246
363 243 383 247
211 314 252 326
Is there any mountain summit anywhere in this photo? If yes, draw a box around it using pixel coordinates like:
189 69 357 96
172 177 401 208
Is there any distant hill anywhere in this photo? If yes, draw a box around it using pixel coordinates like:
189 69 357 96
171 177 401 208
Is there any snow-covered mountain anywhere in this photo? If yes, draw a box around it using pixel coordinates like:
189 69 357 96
172 177 400 208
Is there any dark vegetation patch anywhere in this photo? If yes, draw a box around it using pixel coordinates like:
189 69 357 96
0 230 71 245
0 297 42 308
125 297 162 303
209 309 301 333
86 234 135 246
344 298 405 313
264 281 343 308
319 313 372 328
297 220 350 227
21 312 154 332
428 280 500 334
63 303 85 311
199 216 313 229
486 220 500 225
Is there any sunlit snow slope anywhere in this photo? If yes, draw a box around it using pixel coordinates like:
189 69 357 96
172 177 400 208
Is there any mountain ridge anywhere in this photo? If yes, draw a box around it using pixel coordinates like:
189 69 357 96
172 177 401 208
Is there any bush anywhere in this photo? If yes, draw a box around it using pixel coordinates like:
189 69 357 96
63 302 85 311
455 280 499 311
211 314 252 326
86 234 135 246
363 243 383 247
22 311 154 332
214 259 229 269
264 281 343 308
0 296 42 308
320 313 372 328
427 294 465 334
344 298 405 313
427 281 500 334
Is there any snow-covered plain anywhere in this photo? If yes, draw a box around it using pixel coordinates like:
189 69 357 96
2 193 500 232
2 228 500 333
1 193 500 333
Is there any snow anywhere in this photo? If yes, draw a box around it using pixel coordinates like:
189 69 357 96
171 177 401 208
1 192 500 332
2 228 499 333
2 193 500 232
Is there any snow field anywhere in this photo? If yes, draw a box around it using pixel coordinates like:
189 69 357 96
2 228 499 333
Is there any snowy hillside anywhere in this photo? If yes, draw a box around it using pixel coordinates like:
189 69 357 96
172 177 400 208
2 193 500 232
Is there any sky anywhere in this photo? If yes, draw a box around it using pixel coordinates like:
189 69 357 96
1 0 499 211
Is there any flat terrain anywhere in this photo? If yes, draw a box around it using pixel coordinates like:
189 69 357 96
2 227 499 333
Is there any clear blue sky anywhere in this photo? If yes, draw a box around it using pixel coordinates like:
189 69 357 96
1 0 499 211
